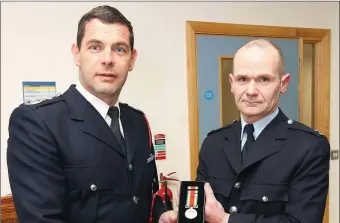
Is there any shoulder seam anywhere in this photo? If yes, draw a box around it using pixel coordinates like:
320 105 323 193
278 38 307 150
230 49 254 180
25 95 63 110
288 120 325 137
120 103 144 115
207 120 238 136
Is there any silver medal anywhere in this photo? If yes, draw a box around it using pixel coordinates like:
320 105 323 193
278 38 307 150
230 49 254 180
185 208 197 219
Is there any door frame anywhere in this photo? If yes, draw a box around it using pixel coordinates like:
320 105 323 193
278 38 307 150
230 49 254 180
219 56 236 126
186 21 330 223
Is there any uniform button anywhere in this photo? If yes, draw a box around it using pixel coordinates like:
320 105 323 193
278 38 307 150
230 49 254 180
90 184 97 191
234 182 241 189
229 206 238 214
262 196 268 202
128 164 133 171
132 196 139 204
287 119 293 124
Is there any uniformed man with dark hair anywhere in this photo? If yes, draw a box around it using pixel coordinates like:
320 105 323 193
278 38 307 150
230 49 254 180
7 5 176 223
197 39 330 223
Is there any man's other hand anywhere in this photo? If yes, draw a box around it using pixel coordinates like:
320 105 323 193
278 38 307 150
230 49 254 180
204 183 229 223
159 210 177 223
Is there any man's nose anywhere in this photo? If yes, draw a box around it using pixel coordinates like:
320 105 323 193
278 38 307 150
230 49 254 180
101 49 114 67
246 80 258 95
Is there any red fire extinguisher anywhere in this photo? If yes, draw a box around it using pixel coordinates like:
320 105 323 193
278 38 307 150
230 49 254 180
149 172 179 223
157 172 179 209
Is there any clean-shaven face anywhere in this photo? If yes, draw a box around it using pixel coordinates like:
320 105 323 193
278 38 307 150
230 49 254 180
72 18 137 101
229 45 290 123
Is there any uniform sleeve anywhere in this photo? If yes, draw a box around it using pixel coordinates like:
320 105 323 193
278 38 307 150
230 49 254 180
228 136 330 223
196 138 209 181
7 105 67 223
142 115 167 223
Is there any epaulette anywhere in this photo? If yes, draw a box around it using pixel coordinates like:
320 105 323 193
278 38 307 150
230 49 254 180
23 93 62 110
120 103 145 115
207 119 238 136
286 119 325 138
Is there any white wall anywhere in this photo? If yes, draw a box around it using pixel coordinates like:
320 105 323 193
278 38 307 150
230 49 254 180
1 2 338 222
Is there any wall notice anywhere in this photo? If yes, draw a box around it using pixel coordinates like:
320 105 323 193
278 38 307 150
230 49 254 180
154 134 166 160
22 81 56 104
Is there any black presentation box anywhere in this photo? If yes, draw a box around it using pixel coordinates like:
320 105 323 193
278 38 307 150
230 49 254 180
177 181 205 223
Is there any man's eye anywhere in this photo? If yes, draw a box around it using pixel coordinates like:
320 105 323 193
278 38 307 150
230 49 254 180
115 47 126 53
238 77 247 82
261 77 269 82
90 45 100 51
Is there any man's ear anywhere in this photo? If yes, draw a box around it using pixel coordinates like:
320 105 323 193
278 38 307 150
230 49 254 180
280 73 291 93
128 49 138 71
71 44 80 67
229 73 234 93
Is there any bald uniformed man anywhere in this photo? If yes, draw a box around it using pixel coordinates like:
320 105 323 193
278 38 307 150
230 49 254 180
197 39 330 223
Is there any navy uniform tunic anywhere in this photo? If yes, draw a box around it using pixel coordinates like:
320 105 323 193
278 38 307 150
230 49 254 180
197 108 330 223
7 85 165 223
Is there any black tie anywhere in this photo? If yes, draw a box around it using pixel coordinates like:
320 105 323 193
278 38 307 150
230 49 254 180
107 106 126 154
241 124 255 164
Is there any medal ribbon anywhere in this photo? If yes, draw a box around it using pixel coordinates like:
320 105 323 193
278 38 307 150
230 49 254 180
185 186 198 208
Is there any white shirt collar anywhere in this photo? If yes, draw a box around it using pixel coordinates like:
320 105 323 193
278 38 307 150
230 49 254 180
75 82 120 120
240 107 279 140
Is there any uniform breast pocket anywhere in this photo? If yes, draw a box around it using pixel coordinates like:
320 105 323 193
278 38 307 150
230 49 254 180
240 184 288 216
208 178 233 209
64 166 118 223
64 166 118 194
